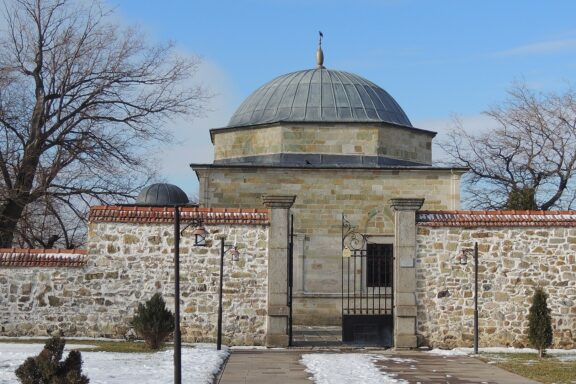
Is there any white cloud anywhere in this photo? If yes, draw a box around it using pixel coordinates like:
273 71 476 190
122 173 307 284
413 114 495 163
153 58 238 197
494 38 576 57
102 1 240 199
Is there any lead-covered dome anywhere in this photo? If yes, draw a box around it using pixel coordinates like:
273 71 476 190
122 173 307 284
227 68 412 128
136 183 189 206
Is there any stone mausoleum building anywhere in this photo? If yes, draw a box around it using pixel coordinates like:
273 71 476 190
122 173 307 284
1 46 575 349
191 47 466 347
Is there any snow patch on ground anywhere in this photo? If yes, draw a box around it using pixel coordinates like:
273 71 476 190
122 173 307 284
0 336 124 342
229 345 268 350
379 357 417 364
426 347 576 359
556 354 576 362
425 348 470 356
301 353 408 384
0 343 228 384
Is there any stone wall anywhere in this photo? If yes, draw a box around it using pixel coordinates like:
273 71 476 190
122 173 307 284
416 223 576 349
212 122 433 164
0 215 270 345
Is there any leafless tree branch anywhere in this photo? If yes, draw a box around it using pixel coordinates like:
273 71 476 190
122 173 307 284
0 0 209 247
439 82 576 210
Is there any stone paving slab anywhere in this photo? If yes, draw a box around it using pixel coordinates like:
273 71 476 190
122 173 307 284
373 351 540 384
217 349 540 384
217 350 311 384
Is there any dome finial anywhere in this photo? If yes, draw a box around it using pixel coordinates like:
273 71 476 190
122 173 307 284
316 31 325 68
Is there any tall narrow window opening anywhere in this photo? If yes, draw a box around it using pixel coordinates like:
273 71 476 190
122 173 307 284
366 243 393 287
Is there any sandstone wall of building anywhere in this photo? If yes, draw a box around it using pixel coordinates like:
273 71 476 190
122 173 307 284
416 226 576 349
212 123 433 164
377 126 432 164
0 222 269 345
213 125 283 160
197 166 462 324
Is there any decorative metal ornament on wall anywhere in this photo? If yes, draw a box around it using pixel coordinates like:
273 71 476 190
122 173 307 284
342 214 367 252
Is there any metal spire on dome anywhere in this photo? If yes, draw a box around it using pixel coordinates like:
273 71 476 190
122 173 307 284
316 31 325 68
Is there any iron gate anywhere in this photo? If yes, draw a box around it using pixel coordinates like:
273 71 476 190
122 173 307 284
342 215 394 347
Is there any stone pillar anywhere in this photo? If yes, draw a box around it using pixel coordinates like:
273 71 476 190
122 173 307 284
262 194 296 347
389 198 424 349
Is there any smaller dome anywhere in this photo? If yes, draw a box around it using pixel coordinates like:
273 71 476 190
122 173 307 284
136 183 189 206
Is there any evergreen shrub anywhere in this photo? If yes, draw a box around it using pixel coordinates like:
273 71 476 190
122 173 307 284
528 287 553 358
131 292 175 350
15 336 89 384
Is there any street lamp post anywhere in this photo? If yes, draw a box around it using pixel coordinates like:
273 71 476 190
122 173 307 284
173 207 208 384
174 206 182 384
217 238 224 351
460 242 479 354
473 242 479 354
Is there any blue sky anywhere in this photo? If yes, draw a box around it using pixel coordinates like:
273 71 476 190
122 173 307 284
109 0 576 197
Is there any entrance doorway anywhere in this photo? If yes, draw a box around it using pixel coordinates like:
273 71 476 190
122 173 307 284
341 216 394 347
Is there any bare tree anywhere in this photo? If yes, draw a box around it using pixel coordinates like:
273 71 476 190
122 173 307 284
16 196 86 248
440 83 576 210
0 0 208 247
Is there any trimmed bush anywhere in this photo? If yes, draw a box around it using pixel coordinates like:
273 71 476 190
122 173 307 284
15 336 89 384
528 287 553 358
131 292 175 350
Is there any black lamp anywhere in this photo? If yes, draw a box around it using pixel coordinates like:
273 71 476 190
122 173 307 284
191 225 208 246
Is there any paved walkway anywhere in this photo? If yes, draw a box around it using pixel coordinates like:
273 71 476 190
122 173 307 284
217 349 540 384
217 350 310 384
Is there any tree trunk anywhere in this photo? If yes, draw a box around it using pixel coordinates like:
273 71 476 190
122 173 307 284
0 199 26 247
0 146 41 248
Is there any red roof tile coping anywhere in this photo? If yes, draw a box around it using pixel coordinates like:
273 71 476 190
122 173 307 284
88 205 270 225
0 248 87 268
417 210 576 227
0 248 87 254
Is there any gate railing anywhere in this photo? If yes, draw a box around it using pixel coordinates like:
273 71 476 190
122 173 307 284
341 214 394 346
342 248 393 316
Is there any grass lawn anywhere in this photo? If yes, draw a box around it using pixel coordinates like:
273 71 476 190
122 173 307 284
480 353 576 384
0 338 155 353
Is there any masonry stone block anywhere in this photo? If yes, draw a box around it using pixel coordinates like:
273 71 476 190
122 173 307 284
390 198 423 350
395 292 416 306
396 246 415 268
396 305 417 317
262 194 296 347
265 334 289 346
395 335 418 349
396 317 416 334
396 268 417 292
